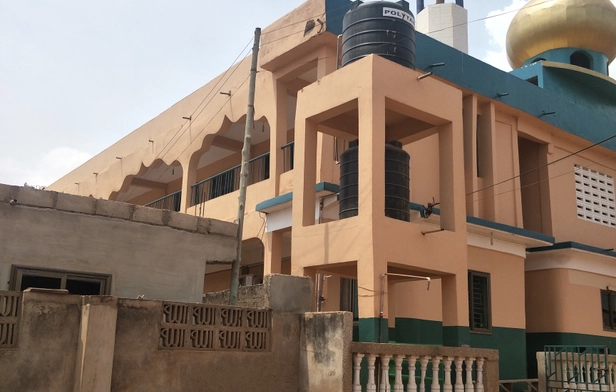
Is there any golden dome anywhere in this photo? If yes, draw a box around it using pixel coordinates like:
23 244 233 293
506 0 616 69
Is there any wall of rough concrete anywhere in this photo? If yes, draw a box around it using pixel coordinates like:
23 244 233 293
299 312 353 392
0 184 237 302
111 298 302 392
203 274 313 312
0 290 81 392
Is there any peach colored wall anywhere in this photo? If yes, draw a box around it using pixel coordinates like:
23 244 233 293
407 134 440 205
547 144 616 249
468 246 526 329
526 268 616 337
393 279 443 322
494 120 519 227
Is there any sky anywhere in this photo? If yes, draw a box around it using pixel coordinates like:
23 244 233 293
1 0 615 187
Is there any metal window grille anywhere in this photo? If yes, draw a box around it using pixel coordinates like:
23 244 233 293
574 165 616 228
468 270 491 332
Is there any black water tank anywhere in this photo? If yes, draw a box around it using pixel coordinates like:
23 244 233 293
339 140 410 221
339 140 359 220
341 0 416 69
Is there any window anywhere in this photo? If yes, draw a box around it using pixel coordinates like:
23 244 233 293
574 165 616 228
468 271 491 332
10 266 111 295
602 290 616 331
570 51 592 69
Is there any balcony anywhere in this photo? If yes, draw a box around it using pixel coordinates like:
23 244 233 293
144 190 182 212
190 152 270 206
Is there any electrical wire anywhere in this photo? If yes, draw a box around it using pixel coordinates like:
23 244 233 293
469 146 616 205
467 132 616 197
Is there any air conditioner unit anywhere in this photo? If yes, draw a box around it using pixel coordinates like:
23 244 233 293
239 274 254 287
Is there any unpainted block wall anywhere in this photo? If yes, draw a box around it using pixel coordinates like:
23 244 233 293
0 184 238 302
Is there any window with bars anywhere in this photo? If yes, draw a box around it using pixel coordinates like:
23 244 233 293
468 271 491 333
574 165 616 228
601 289 616 331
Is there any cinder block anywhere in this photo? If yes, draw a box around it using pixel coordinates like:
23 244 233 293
196 217 211 234
0 184 16 203
133 205 165 226
209 219 238 237
15 187 55 208
168 211 198 231
95 199 133 220
56 193 96 214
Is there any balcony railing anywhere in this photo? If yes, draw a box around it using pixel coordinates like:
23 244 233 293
351 342 499 392
281 141 294 172
190 152 270 206
144 190 182 212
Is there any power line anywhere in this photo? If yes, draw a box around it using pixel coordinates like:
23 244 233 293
470 149 616 205
467 132 616 197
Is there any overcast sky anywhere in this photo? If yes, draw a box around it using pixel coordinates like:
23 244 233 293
1 0 615 187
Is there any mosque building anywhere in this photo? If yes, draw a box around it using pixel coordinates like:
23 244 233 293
44 0 616 380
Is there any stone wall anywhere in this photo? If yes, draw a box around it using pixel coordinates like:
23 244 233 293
0 184 237 302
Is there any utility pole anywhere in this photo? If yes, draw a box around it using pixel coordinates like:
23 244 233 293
229 27 261 305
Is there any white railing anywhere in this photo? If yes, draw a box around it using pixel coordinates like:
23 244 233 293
351 343 499 392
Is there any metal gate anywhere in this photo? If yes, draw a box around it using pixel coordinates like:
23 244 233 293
544 345 613 391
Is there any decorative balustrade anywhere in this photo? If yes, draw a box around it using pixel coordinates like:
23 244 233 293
144 190 182 212
190 152 270 206
281 141 294 172
159 302 271 352
539 345 615 392
0 291 21 348
351 342 499 392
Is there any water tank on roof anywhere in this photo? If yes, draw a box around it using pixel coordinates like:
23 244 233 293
339 140 410 222
341 0 416 69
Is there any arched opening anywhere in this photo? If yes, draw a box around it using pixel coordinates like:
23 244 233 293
570 51 592 69
112 159 184 211
189 116 271 211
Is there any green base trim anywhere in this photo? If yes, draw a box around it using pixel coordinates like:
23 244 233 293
395 318 443 345
471 327 527 380
526 332 616 378
358 318 389 343
443 326 470 347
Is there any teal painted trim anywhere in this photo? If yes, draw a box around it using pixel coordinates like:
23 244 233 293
358 318 389 343
414 32 616 152
443 326 470 347
395 318 443 345
470 327 528 380
315 181 340 194
526 332 616 378
255 192 292 211
521 48 609 75
325 0 352 36
255 182 340 212
389 327 396 342
410 200 554 243
467 216 555 243
527 241 616 259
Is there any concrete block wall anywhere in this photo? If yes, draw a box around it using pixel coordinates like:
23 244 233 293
0 288 356 392
0 183 238 302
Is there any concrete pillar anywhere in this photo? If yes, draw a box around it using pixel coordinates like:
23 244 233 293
462 94 479 216
357 258 388 343
271 80 288 195
179 152 199 212
264 230 283 274
73 296 118 392
316 47 338 184
478 102 496 221
441 273 470 347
